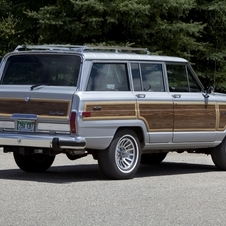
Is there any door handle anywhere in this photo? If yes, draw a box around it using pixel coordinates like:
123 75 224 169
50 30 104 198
136 94 146 98
172 94 181 98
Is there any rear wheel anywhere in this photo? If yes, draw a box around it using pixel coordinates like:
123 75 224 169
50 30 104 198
13 152 55 172
98 129 141 179
211 138 226 170
140 153 167 165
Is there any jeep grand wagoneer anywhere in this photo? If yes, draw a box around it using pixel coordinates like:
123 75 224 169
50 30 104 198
0 44 225 179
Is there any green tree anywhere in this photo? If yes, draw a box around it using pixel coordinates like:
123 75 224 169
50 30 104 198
0 0 18 55
0 0 51 56
189 0 226 91
26 0 203 57
1 0 226 91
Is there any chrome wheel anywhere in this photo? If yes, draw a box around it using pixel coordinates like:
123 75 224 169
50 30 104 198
98 129 141 179
115 134 139 173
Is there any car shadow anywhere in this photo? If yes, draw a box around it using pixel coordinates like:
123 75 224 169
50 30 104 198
0 161 218 183
137 161 217 178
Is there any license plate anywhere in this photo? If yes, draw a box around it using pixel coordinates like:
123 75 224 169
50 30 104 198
17 120 35 132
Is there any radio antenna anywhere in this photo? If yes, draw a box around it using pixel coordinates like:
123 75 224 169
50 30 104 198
213 39 218 90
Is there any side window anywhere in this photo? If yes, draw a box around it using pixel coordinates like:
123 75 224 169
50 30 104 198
86 63 129 91
141 63 164 92
131 63 164 92
167 64 202 92
187 69 202 92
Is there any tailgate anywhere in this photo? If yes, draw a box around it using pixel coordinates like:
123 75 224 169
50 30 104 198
0 86 76 134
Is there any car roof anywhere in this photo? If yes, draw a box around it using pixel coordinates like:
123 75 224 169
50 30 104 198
7 45 188 63
5 51 187 63
82 52 188 63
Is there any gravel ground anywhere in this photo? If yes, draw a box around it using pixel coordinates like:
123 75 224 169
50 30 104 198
0 149 225 226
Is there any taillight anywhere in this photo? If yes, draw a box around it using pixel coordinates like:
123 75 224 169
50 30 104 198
70 111 76 134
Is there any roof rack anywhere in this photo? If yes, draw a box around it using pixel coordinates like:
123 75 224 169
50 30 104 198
14 45 150 54
86 46 149 54
14 44 86 52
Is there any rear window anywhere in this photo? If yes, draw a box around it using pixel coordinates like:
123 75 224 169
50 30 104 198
1 54 81 86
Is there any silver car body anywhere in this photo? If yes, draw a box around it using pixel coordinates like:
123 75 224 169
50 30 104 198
0 46 225 155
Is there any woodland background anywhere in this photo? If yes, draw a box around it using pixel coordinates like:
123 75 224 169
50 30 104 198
0 0 226 91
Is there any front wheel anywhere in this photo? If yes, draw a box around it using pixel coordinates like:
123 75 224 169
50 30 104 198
211 138 226 170
98 129 141 179
13 153 55 172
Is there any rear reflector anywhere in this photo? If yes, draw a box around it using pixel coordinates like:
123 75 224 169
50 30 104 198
82 111 91 117
70 111 76 133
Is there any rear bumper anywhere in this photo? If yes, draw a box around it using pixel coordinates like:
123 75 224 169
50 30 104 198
0 132 86 151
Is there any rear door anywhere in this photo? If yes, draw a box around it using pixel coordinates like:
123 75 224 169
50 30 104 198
131 62 174 143
79 61 137 149
166 63 216 142
0 53 81 134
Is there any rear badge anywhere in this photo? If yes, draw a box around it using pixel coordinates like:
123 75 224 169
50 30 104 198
49 111 65 116
93 106 102 111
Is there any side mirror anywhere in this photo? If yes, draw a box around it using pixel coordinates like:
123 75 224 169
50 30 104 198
203 86 214 98
207 86 214 94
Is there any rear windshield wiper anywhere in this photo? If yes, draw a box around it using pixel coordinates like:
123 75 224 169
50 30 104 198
30 83 54 90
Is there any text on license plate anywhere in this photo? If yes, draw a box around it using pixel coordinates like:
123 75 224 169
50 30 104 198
17 120 35 131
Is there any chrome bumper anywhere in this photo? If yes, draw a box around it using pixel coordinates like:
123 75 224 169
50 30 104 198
0 132 86 150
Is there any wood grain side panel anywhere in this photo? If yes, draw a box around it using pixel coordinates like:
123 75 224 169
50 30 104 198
218 104 226 130
0 98 71 118
174 104 216 131
138 103 173 131
84 102 136 120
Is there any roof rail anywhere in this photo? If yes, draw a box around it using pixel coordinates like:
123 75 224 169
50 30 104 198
14 44 86 52
14 45 150 54
85 46 149 54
